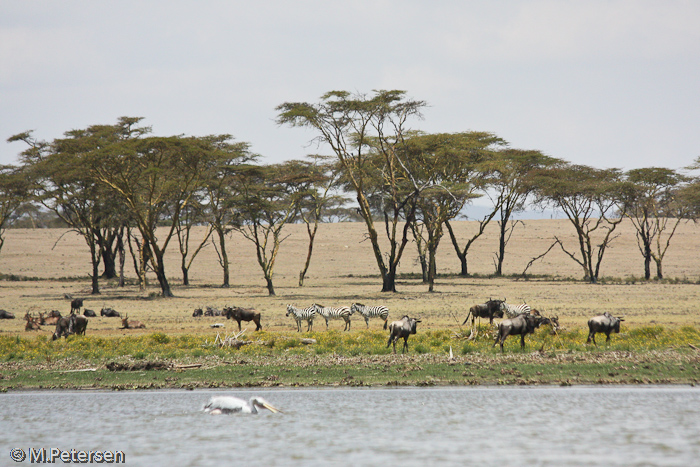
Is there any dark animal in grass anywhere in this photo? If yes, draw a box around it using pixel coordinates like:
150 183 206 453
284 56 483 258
192 308 203 317
0 309 15 319
100 307 121 317
204 306 223 317
83 309 96 317
386 315 421 354
586 312 624 346
52 314 88 340
224 306 262 331
47 310 61 318
70 298 84 314
462 298 506 327
493 313 549 352
120 315 145 329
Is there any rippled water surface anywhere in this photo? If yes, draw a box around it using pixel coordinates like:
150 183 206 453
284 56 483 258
2 386 699 466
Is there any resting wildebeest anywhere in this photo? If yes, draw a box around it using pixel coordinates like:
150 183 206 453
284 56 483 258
120 315 145 329
192 308 203 317
70 298 84 314
586 312 624 346
224 306 262 331
386 315 421 354
100 307 121 317
204 306 223 317
462 299 506 327
0 309 15 319
493 313 549 352
52 314 88 340
83 309 96 317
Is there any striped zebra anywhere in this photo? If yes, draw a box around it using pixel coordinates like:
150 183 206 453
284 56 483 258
350 303 389 330
312 304 353 331
285 304 316 332
503 302 531 319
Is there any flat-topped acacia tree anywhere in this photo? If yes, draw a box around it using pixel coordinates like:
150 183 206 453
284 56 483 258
277 90 426 292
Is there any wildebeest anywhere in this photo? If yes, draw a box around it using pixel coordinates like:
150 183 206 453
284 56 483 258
192 308 203 317
52 314 88 340
120 315 145 329
204 306 223 317
386 315 421 354
586 312 624 346
47 310 62 319
224 306 262 331
83 309 97 317
70 298 84 314
100 307 121 317
462 298 506 327
493 313 550 352
0 309 15 319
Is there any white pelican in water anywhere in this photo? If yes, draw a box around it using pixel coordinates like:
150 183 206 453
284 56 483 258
203 396 282 415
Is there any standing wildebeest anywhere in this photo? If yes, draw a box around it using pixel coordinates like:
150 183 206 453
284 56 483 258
83 309 96 317
120 315 146 329
52 314 88 340
100 307 121 317
224 306 262 331
386 315 421 354
0 309 15 319
70 298 84 314
586 312 624 346
462 299 506 327
192 308 203 317
493 313 549 352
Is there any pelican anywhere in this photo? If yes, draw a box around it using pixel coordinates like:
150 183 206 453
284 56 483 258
203 396 282 415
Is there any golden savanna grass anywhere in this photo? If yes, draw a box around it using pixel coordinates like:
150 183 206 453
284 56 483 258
1 218 700 340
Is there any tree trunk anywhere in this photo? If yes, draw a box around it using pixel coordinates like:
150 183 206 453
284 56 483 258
265 277 275 296
655 259 663 279
496 221 506 276
299 225 317 287
89 241 100 295
215 227 230 287
381 270 397 293
643 238 652 280
182 265 189 286
154 252 173 297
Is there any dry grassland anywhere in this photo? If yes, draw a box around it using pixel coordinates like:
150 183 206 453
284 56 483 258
1 218 699 339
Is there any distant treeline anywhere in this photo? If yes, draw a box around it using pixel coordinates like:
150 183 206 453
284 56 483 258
3 90 700 297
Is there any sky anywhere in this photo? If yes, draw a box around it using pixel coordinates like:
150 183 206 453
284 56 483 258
2 1 699 174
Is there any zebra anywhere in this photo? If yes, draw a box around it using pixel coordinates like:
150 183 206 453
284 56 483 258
350 303 389 330
285 304 316 332
312 304 354 331
503 302 531 319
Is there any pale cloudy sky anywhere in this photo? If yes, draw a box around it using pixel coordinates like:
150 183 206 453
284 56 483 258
2 0 699 171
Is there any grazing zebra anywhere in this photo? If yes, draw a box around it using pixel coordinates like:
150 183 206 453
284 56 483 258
350 303 389 330
312 304 353 331
503 302 531 319
285 304 316 332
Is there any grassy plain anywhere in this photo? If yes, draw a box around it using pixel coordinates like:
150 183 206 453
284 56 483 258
1 219 699 390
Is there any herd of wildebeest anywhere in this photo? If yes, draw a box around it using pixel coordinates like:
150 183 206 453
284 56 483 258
0 297 625 353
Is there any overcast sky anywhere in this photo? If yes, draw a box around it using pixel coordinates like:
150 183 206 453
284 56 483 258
2 1 699 172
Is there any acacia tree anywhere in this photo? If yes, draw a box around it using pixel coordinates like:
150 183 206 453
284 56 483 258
199 136 257 287
620 167 689 279
89 132 218 297
277 90 426 292
9 126 136 294
483 149 563 275
402 132 500 291
173 198 212 286
0 164 31 257
293 156 346 287
230 163 303 295
531 164 625 283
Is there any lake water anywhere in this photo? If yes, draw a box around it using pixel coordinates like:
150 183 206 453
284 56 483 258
1 386 698 466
